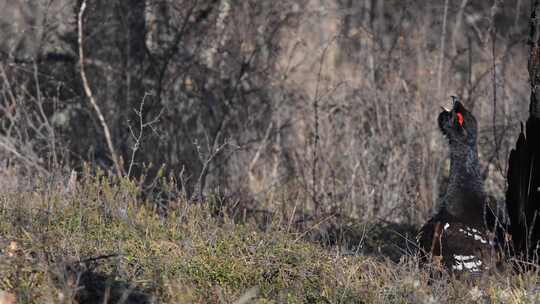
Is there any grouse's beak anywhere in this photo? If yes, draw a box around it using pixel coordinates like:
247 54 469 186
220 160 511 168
450 95 460 110
440 95 461 113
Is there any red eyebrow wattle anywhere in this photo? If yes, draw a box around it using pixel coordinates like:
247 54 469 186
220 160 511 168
457 112 464 126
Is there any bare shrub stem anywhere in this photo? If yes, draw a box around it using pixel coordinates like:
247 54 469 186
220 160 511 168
195 136 228 202
127 93 162 178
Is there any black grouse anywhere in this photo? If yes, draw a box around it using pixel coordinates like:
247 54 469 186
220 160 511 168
418 93 540 272
417 98 501 273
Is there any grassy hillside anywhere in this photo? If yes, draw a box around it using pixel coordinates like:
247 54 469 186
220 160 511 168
0 170 538 303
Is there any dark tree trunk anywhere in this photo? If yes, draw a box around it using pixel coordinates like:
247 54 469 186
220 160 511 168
529 0 540 118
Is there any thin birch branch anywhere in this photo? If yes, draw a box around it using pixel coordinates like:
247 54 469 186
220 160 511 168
78 0 123 177
437 0 449 100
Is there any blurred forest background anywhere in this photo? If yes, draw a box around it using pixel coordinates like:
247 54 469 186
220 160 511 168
0 0 532 234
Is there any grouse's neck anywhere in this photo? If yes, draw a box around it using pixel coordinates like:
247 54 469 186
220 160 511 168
442 140 486 221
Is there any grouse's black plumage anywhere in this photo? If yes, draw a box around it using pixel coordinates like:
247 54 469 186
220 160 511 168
417 99 501 273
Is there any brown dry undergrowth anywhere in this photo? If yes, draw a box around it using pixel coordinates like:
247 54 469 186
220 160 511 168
0 169 539 303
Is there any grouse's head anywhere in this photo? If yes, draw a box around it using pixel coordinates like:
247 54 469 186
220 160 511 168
438 96 478 146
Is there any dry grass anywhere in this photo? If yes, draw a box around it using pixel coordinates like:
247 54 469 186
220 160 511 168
0 169 539 303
